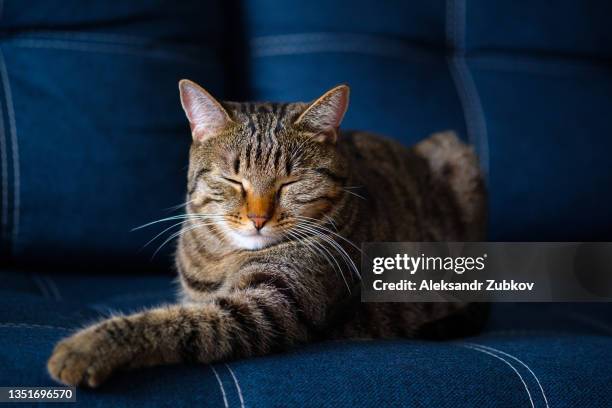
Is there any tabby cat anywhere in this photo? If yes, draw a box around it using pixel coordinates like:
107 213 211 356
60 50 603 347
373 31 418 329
48 80 486 387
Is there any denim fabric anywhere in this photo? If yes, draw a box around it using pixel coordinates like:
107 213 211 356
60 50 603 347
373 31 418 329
1 269 611 407
1 1 611 406
0 0 226 269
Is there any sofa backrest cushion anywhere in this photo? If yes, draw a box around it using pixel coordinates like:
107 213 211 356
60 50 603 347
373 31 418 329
243 0 612 240
0 0 226 270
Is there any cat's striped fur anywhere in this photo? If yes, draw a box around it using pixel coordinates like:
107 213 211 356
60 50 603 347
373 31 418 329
48 82 487 387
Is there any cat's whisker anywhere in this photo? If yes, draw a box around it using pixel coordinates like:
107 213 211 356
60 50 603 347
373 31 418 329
286 228 350 293
342 188 366 200
292 214 337 231
132 213 226 231
139 214 233 254
163 199 196 213
195 222 228 251
152 221 218 259
141 220 189 250
297 221 363 258
293 223 358 288
293 221 361 281
293 216 363 255
299 241 348 294
283 230 319 265
133 215 192 231
322 214 339 232
301 231 352 293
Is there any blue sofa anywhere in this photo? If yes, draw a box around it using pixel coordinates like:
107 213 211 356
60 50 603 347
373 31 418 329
1 1 611 406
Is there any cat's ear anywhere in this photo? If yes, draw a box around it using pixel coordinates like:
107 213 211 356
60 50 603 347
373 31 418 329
179 79 233 142
294 84 350 144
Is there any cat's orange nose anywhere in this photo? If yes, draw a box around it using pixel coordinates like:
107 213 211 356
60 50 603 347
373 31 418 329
246 191 274 230
247 214 269 230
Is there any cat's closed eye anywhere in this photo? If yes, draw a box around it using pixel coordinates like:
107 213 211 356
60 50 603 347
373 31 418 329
276 179 300 199
279 180 299 190
222 176 242 187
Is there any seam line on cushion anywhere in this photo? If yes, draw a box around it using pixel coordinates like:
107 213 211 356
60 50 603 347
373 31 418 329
469 54 612 76
6 39 207 63
0 49 20 247
11 31 209 52
445 0 489 181
0 5 10 257
0 323 71 331
225 363 245 408
460 344 535 408
43 276 63 301
465 342 549 408
0 0 7 254
251 32 440 63
210 365 229 408
0 65 7 250
11 31 155 46
32 274 51 299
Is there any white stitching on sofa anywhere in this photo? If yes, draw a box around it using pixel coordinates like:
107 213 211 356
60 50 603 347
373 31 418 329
461 344 535 408
0 322 71 331
445 0 490 180
225 363 245 408
210 365 229 408
466 342 549 408
0 49 20 245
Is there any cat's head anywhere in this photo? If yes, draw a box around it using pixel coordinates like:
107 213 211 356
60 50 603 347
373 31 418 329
178 80 350 250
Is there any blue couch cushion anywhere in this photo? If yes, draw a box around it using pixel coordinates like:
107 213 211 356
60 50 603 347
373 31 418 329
0 0 226 269
243 0 612 241
460 0 612 240
1 269 611 407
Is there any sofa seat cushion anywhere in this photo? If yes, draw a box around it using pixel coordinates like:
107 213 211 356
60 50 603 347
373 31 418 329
1 269 611 407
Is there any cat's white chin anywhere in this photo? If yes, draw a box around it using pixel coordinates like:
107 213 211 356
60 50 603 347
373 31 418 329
225 230 280 250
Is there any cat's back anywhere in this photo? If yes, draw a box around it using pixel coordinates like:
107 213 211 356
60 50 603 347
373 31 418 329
339 130 486 241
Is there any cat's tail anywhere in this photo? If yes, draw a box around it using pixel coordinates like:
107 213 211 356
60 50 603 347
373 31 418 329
412 131 487 241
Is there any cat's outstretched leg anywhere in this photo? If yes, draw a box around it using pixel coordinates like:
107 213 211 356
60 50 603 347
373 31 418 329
48 271 315 387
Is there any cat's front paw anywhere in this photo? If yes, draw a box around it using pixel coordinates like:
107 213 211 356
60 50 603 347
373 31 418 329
47 328 120 387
